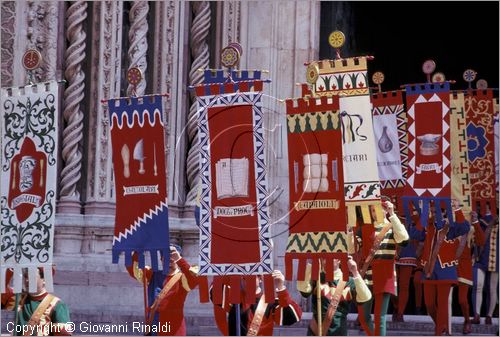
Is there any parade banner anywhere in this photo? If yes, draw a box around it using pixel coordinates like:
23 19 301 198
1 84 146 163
450 92 472 214
1 81 59 293
495 100 499 199
285 96 348 282
403 83 452 229
194 79 274 304
108 95 169 273
465 89 497 215
371 90 408 209
310 57 384 226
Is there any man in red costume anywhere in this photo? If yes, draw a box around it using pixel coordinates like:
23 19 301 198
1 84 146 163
410 200 470 335
348 199 409 336
456 211 486 334
126 244 198 336
212 270 302 336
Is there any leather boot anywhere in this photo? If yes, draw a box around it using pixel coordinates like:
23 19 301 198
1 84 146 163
463 320 472 334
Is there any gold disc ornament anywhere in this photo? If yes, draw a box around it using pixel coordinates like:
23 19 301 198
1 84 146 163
432 72 446 83
22 49 42 70
127 67 142 86
220 46 240 68
306 63 319 84
372 72 385 85
328 31 345 49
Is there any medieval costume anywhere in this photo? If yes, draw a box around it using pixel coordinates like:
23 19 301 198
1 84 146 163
297 262 371 336
472 214 499 325
2 268 71 336
393 222 424 321
410 208 470 335
348 208 409 336
212 276 302 336
126 248 199 336
456 216 485 333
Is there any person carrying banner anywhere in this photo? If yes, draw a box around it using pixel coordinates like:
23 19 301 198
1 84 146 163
297 256 371 336
2 267 72 336
409 200 470 335
456 211 486 334
212 270 302 336
347 199 409 336
392 218 422 322
471 209 499 325
126 244 199 336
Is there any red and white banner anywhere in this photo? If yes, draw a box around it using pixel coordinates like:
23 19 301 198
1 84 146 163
403 82 452 228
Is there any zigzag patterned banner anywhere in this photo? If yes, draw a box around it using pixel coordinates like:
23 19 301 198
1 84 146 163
194 80 274 304
285 96 348 282
371 90 408 209
108 95 169 273
402 83 453 229
1 81 59 294
465 89 497 215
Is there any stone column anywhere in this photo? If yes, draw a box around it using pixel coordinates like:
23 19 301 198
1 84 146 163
84 1 123 215
127 0 149 96
150 1 191 215
185 1 211 205
231 1 320 307
58 1 87 214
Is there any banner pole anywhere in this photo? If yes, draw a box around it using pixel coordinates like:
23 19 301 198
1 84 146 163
317 260 322 336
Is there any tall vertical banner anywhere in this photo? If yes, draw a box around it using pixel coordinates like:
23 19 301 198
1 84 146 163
1 81 59 293
312 57 384 226
194 78 274 304
495 100 499 199
371 90 408 208
403 83 452 228
465 89 497 215
108 96 169 272
285 96 348 282
449 92 472 214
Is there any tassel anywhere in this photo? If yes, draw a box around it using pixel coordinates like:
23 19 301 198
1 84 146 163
124 250 133 267
212 276 223 305
150 250 159 271
263 274 274 303
361 205 371 224
285 255 293 280
297 258 307 281
229 276 241 304
324 258 334 281
311 258 320 281
198 276 209 303
43 265 54 293
244 276 257 304
137 251 145 269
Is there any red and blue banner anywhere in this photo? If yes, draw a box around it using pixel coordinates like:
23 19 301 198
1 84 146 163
108 95 169 272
